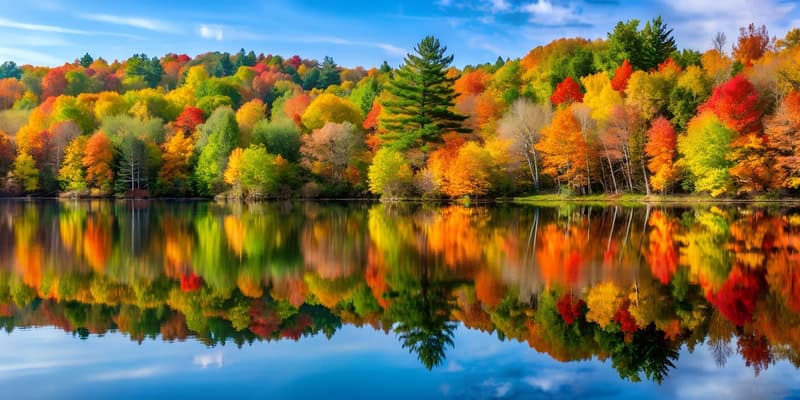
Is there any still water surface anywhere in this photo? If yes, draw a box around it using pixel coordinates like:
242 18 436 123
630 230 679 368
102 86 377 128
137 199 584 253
0 200 799 399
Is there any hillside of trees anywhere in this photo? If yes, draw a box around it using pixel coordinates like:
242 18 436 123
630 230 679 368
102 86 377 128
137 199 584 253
0 19 798 199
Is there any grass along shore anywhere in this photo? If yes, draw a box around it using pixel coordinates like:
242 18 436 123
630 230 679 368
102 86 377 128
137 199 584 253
512 193 800 205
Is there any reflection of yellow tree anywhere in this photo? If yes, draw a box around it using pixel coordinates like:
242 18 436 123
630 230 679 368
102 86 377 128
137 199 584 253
586 282 622 328
15 207 43 289
679 208 732 290
84 213 112 272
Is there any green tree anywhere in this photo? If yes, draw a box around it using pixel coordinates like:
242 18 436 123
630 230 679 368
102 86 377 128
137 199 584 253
318 56 341 88
251 119 302 162
0 61 21 80
79 53 94 68
125 54 163 88
195 107 240 194
381 36 467 150
641 16 677 70
367 147 413 197
13 152 39 192
679 113 735 196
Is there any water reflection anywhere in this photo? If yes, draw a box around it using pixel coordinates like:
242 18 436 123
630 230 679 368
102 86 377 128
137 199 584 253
0 200 798 381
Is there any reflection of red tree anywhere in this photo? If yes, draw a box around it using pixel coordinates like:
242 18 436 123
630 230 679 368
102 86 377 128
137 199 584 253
180 273 202 292
281 314 313 341
707 267 764 326
365 246 389 308
248 300 281 338
556 293 585 325
613 300 638 341
737 333 773 376
645 211 678 284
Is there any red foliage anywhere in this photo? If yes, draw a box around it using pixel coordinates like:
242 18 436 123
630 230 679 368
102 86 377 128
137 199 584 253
733 23 771 66
737 334 773 376
613 300 638 339
179 273 203 292
611 60 633 92
280 314 313 340
657 57 682 74
699 76 762 135
42 67 67 99
173 106 205 134
283 93 311 125
363 101 381 131
287 55 303 69
551 77 583 106
707 268 764 326
556 293 585 325
248 300 281 338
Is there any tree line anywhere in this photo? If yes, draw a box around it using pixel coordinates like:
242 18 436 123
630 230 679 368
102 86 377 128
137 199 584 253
0 20 798 198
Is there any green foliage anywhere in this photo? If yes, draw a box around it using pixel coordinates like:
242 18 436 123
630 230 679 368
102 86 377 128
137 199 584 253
251 119 302 162
381 36 467 149
678 113 734 196
126 54 164 88
195 107 239 194
0 61 21 80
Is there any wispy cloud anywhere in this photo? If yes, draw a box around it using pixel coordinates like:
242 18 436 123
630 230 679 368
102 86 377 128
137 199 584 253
0 47 66 65
79 13 176 33
198 26 407 56
0 17 141 39
86 366 167 382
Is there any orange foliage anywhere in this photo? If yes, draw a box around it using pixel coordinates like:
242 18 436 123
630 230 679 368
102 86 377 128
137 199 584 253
610 60 633 92
82 131 114 192
645 211 679 284
733 23 771 66
283 93 311 125
0 78 23 109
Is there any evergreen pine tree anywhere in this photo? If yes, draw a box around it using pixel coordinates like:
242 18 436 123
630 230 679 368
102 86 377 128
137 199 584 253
381 36 467 150
642 16 677 70
318 56 341 88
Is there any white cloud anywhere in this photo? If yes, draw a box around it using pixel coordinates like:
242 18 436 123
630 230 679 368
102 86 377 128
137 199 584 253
79 13 176 33
193 351 223 369
659 0 798 50
489 0 511 12
199 24 223 40
521 0 582 25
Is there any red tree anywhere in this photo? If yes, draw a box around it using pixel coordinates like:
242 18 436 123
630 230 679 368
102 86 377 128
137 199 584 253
173 106 205 134
551 77 583 106
610 60 633 92
699 76 762 135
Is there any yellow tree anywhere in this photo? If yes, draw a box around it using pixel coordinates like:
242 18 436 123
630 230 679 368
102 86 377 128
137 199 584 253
581 72 622 123
235 99 266 145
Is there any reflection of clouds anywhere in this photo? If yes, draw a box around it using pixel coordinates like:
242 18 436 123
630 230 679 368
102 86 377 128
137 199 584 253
523 371 571 392
193 351 223 368
0 361 87 376
446 361 464 372
86 366 166 381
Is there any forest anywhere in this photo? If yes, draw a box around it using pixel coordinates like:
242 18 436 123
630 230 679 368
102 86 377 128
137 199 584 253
0 18 798 199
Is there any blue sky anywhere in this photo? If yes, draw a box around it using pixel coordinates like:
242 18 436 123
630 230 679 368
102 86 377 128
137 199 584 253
0 0 798 68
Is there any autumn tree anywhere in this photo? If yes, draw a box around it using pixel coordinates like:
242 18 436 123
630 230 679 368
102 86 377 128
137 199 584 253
83 131 114 193
301 122 364 183
581 72 623 123
12 152 38 192
537 106 593 192
0 78 23 109
679 113 734 196
611 60 634 92
765 91 800 188
368 148 413 197
301 93 362 131
58 135 88 191
645 117 678 193
550 77 583 107
497 99 552 191
380 36 467 149
733 24 771 66
158 130 194 194
224 145 279 198
235 99 266 145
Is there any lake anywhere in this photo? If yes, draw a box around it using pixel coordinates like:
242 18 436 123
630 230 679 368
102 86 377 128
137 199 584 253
0 200 798 399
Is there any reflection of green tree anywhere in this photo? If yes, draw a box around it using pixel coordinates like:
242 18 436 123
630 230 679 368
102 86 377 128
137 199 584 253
387 256 456 370
596 324 679 384
680 209 732 288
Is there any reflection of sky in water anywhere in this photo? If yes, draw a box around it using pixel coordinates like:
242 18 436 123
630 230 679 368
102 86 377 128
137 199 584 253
1 325 798 399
